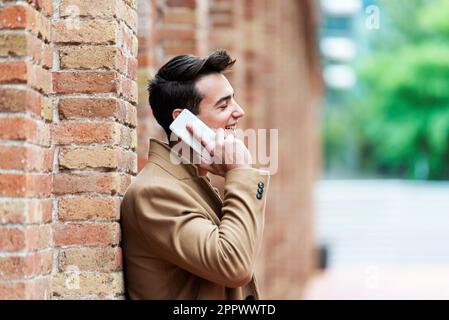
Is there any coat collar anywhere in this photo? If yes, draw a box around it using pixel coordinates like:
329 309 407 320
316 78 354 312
148 138 211 182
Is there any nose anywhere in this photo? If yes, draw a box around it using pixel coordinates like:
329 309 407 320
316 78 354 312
232 103 245 119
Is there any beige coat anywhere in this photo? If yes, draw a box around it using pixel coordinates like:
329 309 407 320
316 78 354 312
120 138 269 299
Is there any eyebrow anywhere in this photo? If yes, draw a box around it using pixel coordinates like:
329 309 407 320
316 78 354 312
213 92 235 107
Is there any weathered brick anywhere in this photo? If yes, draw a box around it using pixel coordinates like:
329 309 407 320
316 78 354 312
0 145 53 171
58 98 136 127
158 28 196 41
52 122 119 145
0 88 43 117
166 0 196 9
53 172 131 195
50 271 123 299
0 225 51 251
0 32 27 56
60 0 117 17
53 222 120 246
28 63 52 93
35 0 54 16
117 0 137 33
0 250 53 280
59 146 119 170
58 196 120 221
59 247 122 272
118 74 137 104
0 6 28 29
0 226 25 251
41 96 53 121
60 45 117 69
52 19 118 44
0 199 52 224
0 116 51 146
163 41 196 55
0 277 50 299
28 34 53 68
52 71 117 94
0 61 27 84
0 173 52 197
163 10 196 25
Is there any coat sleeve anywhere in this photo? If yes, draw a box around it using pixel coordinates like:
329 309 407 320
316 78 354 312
133 167 270 288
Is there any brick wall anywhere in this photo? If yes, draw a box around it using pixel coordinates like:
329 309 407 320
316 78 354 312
1 0 321 299
0 0 138 299
0 0 54 299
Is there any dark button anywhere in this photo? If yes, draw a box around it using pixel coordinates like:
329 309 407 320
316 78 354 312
258 182 264 188
256 193 262 200
245 295 256 300
257 187 264 194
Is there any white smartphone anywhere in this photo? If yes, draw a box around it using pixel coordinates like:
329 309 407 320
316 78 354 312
169 108 216 161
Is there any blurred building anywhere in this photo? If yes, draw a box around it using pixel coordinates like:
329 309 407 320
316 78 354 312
0 0 322 299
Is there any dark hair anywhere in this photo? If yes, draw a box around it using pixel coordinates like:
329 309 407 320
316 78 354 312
148 50 236 138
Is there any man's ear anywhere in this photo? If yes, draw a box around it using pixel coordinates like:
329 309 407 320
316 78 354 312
172 108 183 120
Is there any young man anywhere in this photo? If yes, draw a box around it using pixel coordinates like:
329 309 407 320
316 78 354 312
120 50 269 300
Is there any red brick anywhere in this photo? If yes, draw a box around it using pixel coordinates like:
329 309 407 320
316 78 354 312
127 56 138 79
166 0 196 9
117 0 137 33
118 74 137 104
0 250 53 280
162 10 196 25
28 64 52 93
0 199 52 224
0 173 52 197
28 34 53 68
0 6 28 29
53 222 120 246
158 28 196 41
35 0 53 16
53 172 131 195
0 226 25 251
58 196 120 221
25 224 52 251
0 145 53 171
0 116 51 146
52 71 117 94
0 225 51 252
52 121 119 145
0 277 50 299
60 0 116 17
0 61 27 84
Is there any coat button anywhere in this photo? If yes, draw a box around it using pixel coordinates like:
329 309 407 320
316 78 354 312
258 182 264 188
245 295 256 300
256 193 262 200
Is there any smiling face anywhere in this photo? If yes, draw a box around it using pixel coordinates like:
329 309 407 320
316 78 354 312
194 73 245 134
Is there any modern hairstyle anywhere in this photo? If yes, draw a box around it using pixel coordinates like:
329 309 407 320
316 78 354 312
148 50 236 138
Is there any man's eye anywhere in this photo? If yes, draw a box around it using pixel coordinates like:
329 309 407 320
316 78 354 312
219 105 228 109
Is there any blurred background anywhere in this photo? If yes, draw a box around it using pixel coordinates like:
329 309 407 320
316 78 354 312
304 0 449 299
1 0 448 300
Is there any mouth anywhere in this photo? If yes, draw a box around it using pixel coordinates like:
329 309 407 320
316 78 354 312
224 124 237 130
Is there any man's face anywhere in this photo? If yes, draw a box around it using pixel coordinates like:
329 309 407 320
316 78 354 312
195 73 245 134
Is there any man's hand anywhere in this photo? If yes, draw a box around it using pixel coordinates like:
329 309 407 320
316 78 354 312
186 124 253 177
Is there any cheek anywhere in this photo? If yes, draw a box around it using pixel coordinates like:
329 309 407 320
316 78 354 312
202 111 229 126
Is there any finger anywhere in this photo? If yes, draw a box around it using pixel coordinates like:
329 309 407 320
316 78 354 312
186 124 215 157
